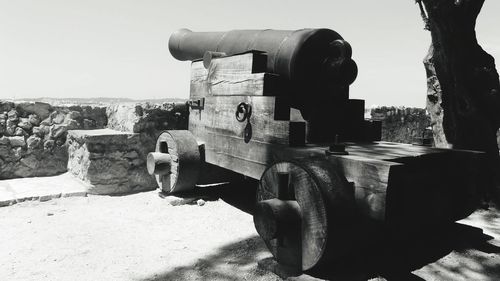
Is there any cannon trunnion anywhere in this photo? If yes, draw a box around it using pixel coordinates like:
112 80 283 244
149 29 483 274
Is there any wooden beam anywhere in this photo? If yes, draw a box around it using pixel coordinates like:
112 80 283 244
327 155 403 220
190 52 283 98
189 96 303 145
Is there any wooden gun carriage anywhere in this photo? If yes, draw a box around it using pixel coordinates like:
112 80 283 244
147 28 484 272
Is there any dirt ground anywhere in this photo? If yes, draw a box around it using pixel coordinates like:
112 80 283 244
0 188 280 281
1 185 499 281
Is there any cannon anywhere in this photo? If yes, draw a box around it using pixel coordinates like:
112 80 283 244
169 29 357 120
149 28 483 273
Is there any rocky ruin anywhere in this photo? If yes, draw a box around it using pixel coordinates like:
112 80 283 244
0 101 188 194
0 101 107 179
67 103 187 194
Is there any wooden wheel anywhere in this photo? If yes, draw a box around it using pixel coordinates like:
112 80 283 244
254 158 355 271
147 130 201 193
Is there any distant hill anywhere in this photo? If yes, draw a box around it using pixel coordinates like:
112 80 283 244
8 97 187 106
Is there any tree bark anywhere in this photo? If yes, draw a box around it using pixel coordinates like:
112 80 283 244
420 0 500 200
424 44 451 148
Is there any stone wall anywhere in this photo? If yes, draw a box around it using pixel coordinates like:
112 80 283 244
0 101 187 181
370 106 500 150
66 103 188 194
0 101 107 179
370 106 431 144
106 102 188 161
107 102 188 134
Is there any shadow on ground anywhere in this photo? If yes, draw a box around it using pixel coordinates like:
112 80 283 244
138 235 272 281
166 176 258 215
311 222 500 281
147 179 500 281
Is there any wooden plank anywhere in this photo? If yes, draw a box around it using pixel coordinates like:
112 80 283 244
328 155 403 220
194 132 274 179
289 122 306 147
190 60 209 98
192 124 480 224
328 155 397 193
362 120 382 141
303 99 366 143
191 121 400 221
209 72 281 96
192 130 336 180
346 99 365 124
353 187 387 221
191 52 265 81
189 96 302 145
189 94 304 178
384 148 484 227
209 51 267 75
191 70 281 98
190 52 282 98
343 141 450 161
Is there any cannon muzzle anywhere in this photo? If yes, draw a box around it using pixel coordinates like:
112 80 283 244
169 28 358 100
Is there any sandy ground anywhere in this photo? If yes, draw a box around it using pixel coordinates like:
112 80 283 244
0 190 280 281
0 173 88 207
1 186 499 281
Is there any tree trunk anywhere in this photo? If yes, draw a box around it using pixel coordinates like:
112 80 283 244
420 0 500 200
424 44 451 148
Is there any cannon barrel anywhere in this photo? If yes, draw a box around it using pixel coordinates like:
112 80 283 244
169 28 358 99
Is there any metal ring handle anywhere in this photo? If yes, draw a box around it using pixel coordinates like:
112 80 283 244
235 102 252 122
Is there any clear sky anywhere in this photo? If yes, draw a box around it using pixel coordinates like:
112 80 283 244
0 0 498 107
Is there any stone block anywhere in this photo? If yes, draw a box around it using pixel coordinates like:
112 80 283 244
26 135 42 149
6 119 17 134
17 118 32 131
68 111 81 120
65 119 79 130
12 147 23 160
80 106 107 128
83 119 96 129
43 139 55 150
28 114 41 126
67 129 157 195
0 136 10 145
50 111 65 124
8 136 25 147
124 150 138 159
14 127 28 137
0 101 15 113
40 118 51 126
0 113 6 134
32 126 42 137
50 124 68 139
7 109 18 122
16 102 51 120
106 102 188 134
